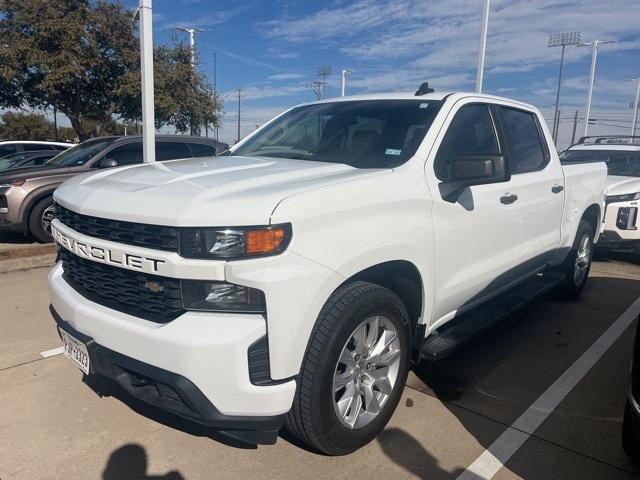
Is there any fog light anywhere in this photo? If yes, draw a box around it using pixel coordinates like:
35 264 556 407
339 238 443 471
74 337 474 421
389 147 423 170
181 280 266 313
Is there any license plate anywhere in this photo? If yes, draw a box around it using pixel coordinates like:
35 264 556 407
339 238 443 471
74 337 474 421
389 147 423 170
60 329 90 375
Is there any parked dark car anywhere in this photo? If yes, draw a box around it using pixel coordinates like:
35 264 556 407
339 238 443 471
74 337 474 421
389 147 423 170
623 320 640 459
0 150 60 171
0 135 226 242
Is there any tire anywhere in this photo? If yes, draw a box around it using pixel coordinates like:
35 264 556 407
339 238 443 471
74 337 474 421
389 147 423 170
555 220 594 299
28 196 55 243
285 281 411 455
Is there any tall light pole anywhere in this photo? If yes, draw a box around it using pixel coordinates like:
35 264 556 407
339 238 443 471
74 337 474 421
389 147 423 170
236 87 242 144
475 0 490 93
341 68 354 97
578 39 616 137
631 78 640 138
175 27 204 67
548 32 581 145
139 0 155 163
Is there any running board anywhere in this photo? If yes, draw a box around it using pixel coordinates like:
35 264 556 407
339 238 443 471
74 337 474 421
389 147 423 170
421 273 564 361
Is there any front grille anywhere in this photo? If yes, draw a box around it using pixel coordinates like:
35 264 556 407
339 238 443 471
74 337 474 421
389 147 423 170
56 205 179 252
60 249 184 323
0 195 7 209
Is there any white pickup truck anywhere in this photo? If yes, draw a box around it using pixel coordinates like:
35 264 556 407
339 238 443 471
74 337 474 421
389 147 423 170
48 91 607 455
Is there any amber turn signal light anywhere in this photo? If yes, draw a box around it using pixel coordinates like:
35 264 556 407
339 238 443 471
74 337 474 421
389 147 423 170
246 227 287 255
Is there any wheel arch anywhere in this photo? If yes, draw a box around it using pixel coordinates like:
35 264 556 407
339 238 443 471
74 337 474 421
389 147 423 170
581 203 602 235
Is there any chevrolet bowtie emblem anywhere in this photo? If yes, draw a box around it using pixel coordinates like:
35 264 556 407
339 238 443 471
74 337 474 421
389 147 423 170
144 281 164 293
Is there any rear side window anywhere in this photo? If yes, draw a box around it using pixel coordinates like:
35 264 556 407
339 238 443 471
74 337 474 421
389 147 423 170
156 142 190 161
189 143 216 158
51 144 69 150
106 142 143 166
500 107 547 174
23 144 50 151
434 104 499 180
0 145 18 157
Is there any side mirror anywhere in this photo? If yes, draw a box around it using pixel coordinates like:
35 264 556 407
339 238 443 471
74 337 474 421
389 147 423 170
98 157 118 169
441 154 509 203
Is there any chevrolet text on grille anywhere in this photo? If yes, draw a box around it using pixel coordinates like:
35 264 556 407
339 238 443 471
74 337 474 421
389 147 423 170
52 227 165 273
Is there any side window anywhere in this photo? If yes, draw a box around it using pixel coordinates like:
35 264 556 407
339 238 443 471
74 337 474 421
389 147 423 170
434 104 499 180
188 143 216 158
156 142 190 161
23 144 47 151
105 142 143 166
500 107 547 174
0 145 18 157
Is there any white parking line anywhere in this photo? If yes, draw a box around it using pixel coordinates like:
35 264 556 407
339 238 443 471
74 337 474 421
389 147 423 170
457 296 640 480
40 346 64 358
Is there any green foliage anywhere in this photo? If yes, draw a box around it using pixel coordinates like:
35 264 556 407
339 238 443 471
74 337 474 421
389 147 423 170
0 0 221 140
0 112 56 140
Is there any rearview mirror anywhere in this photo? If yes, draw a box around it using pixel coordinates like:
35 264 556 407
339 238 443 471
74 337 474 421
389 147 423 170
441 154 509 203
98 158 118 169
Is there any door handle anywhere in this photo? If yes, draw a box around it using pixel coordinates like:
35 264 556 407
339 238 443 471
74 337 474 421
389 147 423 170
551 184 564 194
500 193 518 205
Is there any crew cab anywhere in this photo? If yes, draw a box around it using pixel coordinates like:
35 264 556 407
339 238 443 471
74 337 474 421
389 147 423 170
560 136 640 258
48 91 607 455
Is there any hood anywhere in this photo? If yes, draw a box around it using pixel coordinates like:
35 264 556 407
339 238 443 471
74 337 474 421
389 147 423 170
54 155 386 226
0 165 73 182
606 175 640 196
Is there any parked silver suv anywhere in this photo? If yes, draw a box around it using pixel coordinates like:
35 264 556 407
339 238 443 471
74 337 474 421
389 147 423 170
0 135 227 242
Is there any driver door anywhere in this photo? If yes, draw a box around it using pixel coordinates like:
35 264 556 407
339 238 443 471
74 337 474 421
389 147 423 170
426 101 517 324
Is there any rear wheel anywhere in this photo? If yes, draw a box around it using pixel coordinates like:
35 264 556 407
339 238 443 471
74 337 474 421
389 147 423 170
28 196 55 243
555 220 594 299
285 281 411 455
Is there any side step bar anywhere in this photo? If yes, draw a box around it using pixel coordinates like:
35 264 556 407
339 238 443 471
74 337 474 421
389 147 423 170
421 272 564 361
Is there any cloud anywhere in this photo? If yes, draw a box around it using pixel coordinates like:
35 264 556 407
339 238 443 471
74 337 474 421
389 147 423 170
161 3 256 30
268 72 306 80
215 47 281 72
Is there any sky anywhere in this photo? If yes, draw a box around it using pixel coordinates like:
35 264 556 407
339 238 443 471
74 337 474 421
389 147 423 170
62 0 640 147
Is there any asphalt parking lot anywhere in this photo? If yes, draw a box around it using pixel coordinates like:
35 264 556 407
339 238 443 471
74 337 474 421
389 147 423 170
2 252 640 479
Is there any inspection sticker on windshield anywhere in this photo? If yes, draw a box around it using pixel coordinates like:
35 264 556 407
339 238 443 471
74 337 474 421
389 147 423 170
385 149 402 156
419 103 430 108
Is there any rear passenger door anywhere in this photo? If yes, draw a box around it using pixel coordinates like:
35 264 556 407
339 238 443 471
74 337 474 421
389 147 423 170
497 106 564 271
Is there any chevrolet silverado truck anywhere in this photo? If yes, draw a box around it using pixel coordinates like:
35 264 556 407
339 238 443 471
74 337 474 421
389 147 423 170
560 136 640 258
48 91 607 455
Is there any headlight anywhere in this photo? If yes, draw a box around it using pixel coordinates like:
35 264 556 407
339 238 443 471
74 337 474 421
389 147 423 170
180 224 291 259
0 179 25 188
181 280 266 313
606 192 640 203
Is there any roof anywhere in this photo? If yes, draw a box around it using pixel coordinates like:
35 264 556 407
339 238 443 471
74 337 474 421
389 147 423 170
295 91 538 112
0 140 72 146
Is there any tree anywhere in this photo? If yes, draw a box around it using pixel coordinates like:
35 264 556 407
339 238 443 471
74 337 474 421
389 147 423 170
0 112 55 140
0 0 221 140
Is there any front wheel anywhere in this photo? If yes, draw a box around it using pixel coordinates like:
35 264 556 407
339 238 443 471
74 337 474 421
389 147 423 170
555 220 594 299
285 281 411 455
28 196 55 243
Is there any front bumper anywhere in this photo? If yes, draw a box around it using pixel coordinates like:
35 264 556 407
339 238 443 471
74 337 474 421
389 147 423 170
48 262 297 439
601 200 640 243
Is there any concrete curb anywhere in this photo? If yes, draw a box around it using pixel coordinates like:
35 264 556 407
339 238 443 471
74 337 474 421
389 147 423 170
0 253 56 274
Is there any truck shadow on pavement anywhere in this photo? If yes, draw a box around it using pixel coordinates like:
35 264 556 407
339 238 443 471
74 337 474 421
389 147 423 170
409 275 640 479
103 444 184 480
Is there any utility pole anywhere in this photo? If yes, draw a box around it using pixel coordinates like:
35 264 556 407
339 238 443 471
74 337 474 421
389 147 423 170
138 0 155 163
175 27 204 67
578 39 616 137
308 81 323 100
475 0 490 93
213 52 218 142
554 109 561 143
631 78 640 138
341 68 354 97
571 110 579 145
53 105 58 141
236 87 242 144
317 65 333 99
548 32 581 145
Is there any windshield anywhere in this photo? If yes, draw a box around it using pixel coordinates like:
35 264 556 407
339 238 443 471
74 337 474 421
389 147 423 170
46 138 114 167
231 100 443 168
560 149 640 177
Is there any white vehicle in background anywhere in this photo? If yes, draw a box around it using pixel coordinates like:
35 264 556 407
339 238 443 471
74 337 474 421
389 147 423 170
560 136 640 258
0 140 71 158
49 89 607 455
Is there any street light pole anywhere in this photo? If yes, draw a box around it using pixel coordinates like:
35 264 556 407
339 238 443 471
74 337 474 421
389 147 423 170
236 87 242 144
475 0 490 93
578 39 616 137
631 78 640 137
341 69 354 97
548 32 581 145
139 0 155 163
175 27 204 67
